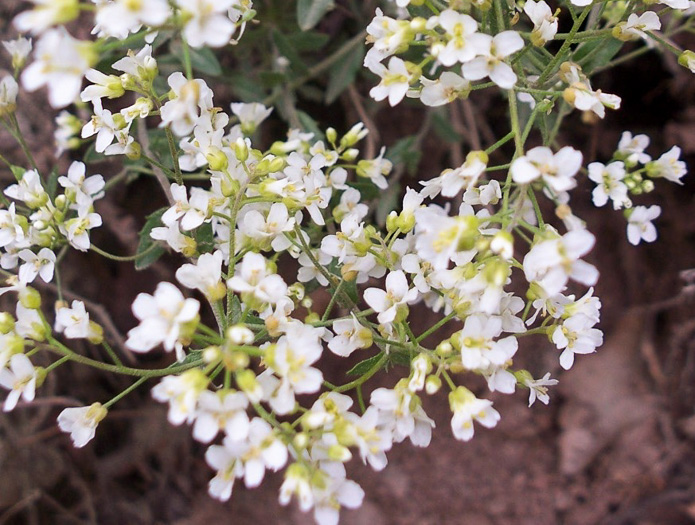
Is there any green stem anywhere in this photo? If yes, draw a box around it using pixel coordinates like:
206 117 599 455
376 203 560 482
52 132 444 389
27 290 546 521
416 311 458 343
103 377 149 409
181 37 194 80
6 115 39 173
89 242 159 262
537 4 594 86
46 337 203 378
332 352 388 393
321 278 345 322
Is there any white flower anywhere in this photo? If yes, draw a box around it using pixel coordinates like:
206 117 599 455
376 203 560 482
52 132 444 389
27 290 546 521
356 147 392 189
626 205 661 245
160 73 214 136
0 204 26 249
364 270 418 325
57 403 107 448
260 327 324 414
522 372 558 407
440 154 487 197
414 205 478 270
365 8 411 62
419 71 469 107
435 9 480 66
82 99 121 153
205 418 288 500
280 463 314 512
176 0 238 48
3 37 33 70
21 28 94 108
239 203 295 252
367 56 414 106
192 390 250 443
176 250 225 300
95 0 171 39
449 387 500 441
55 300 101 340
58 161 105 210
454 315 518 371
310 462 365 525
619 11 661 40
15 303 45 341
4 169 47 209
552 314 603 369
0 75 18 116
524 0 558 46
649 146 687 184
112 45 158 84
370 381 435 447
0 353 37 411
13 0 79 34
18 246 56 284
152 369 208 425
523 228 598 296
328 314 373 357
511 146 583 192
59 209 102 252
230 102 273 135
162 183 210 231
228 252 288 307
617 131 651 165
588 161 630 209
126 282 200 360
461 31 524 89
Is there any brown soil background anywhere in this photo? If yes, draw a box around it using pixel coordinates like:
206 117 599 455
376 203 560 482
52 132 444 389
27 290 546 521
2 2 695 524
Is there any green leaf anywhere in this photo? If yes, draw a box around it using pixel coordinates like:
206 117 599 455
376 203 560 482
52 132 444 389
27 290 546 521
297 0 336 31
574 37 623 73
46 167 59 200
135 208 167 270
346 180 379 200
175 350 203 367
347 353 383 376
432 110 464 144
386 136 421 176
271 29 309 74
297 110 325 141
228 294 242 325
388 351 412 368
325 44 365 105
376 181 401 227
194 223 215 254
10 165 25 181
227 73 266 102
287 31 330 51
171 41 222 76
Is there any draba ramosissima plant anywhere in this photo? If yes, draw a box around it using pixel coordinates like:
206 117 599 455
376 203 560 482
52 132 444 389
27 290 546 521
0 0 692 523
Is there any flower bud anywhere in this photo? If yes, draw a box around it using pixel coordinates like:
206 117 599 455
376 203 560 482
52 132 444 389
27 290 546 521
19 287 41 309
0 312 15 334
236 369 263 403
234 138 249 162
205 147 229 172
87 321 103 345
267 156 285 173
203 345 222 363
425 375 442 395
326 127 338 145
678 50 695 73
328 444 352 462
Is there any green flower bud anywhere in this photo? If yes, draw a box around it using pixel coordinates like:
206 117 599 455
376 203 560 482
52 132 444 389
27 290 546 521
205 147 229 172
234 138 249 162
0 312 15 334
19 287 41 309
